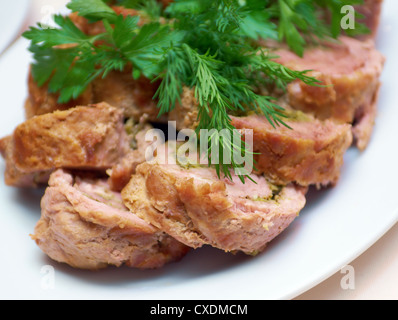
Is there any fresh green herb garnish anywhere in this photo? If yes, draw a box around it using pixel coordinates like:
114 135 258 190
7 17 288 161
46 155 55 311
22 0 367 182
272 0 369 56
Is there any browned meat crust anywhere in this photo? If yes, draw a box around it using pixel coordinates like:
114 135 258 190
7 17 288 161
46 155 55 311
122 157 307 255
0 135 51 187
1 103 130 187
32 169 189 270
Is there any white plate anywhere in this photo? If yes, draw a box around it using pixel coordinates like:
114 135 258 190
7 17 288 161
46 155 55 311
0 0 30 55
0 1 397 300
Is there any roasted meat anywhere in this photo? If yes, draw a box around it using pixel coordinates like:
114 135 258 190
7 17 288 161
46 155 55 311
25 68 160 122
122 149 307 254
231 111 353 187
24 69 94 119
270 36 385 150
169 93 353 187
0 103 130 187
1 0 385 272
32 169 189 270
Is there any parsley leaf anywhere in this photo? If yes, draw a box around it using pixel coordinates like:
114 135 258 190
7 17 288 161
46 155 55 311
67 0 117 22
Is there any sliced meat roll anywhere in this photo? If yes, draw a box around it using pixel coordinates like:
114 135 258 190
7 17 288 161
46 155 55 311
231 110 353 187
25 69 94 119
32 169 189 270
25 7 161 121
25 68 161 122
92 69 161 122
271 36 385 150
355 0 383 40
122 156 307 255
169 93 353 187
0 103 130 187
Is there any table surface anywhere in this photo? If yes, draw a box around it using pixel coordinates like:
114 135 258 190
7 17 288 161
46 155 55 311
3 0 397 300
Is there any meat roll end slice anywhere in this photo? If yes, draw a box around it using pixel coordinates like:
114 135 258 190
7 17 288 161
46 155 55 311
0 102 130 187
32 169 189 270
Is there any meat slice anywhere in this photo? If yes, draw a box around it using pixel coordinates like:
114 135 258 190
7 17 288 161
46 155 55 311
168 92 353 187
25 68 160 122
25 69 94 119
355 0 383 40
0 103 130 187
121 152 307 255
32 169 189 270
92 69 161 122
270 36 385 150
231 111 353 187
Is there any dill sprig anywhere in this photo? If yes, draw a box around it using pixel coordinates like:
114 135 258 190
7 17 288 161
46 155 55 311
23 0 367 182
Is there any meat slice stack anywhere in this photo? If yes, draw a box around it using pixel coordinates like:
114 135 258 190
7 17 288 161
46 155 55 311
32 169 189 270
0 2 386 270
0 99 190 270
